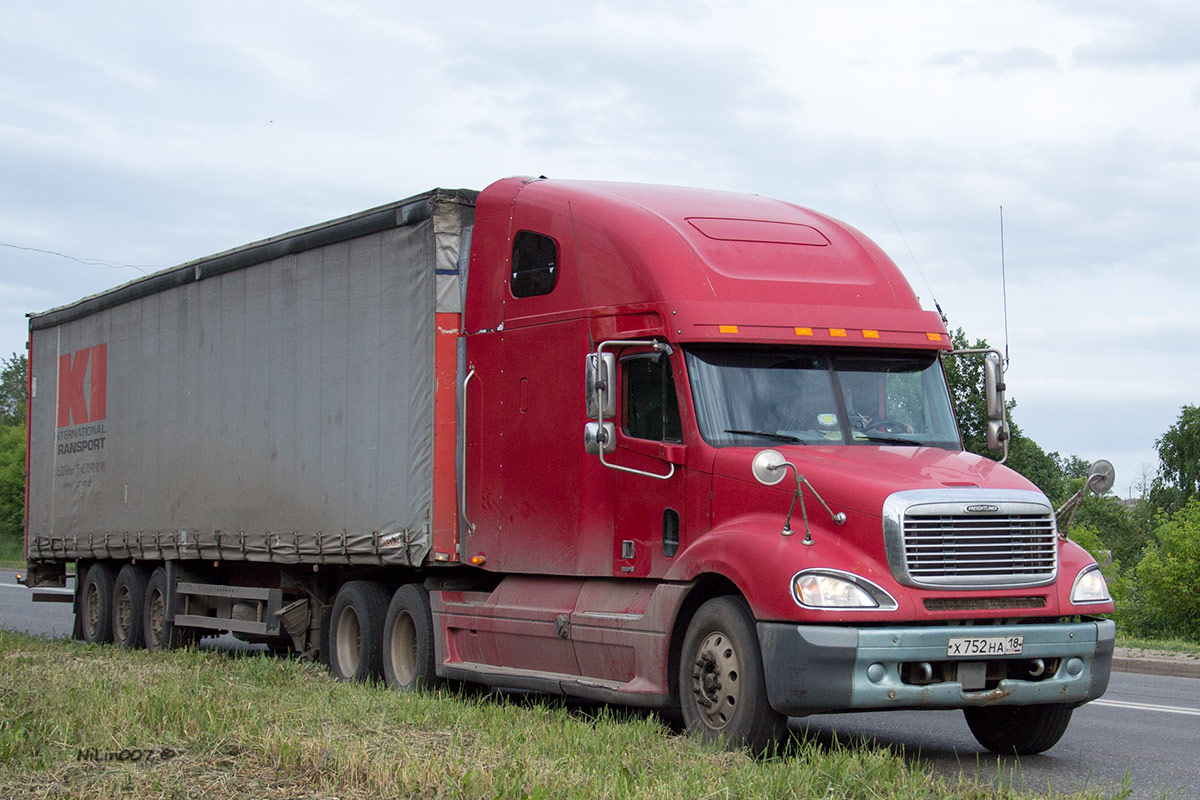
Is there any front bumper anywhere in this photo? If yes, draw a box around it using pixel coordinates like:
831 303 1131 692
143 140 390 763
757 618 1115 716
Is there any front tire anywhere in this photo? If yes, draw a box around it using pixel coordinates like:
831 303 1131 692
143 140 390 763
328 581 389 682
382 584 441 691
112 564 149 648
964 703 1074 755
79 562 116 644
678 596 786 752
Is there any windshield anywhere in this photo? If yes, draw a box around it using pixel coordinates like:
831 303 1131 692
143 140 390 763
685 345 961 449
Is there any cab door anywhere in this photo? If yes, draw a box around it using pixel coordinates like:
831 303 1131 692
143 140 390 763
608 348 688 579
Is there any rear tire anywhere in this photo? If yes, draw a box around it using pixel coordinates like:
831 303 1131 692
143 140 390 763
143 567 188 651
383 584 441 691
79 562 116 644
964 703 1074 755
112 564 149 648
678 596 786 752
328 581 389 682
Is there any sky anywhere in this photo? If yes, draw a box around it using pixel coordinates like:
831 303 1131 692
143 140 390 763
2 0 1197 498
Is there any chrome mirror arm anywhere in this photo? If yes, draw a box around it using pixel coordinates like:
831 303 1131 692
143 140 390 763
752 450 846 544
591 339 676 481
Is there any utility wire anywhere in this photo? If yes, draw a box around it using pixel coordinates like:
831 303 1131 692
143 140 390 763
0 241 154 275
874 185 947 325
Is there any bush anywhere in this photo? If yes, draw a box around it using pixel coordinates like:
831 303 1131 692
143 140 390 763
0 423 25 537
1068 523 1130 611
1123 500 1200 641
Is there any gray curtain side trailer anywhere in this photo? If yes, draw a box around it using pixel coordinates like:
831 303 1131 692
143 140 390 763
24 188 478 654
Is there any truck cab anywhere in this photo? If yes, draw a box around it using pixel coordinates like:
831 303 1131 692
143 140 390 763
448 177 1113 752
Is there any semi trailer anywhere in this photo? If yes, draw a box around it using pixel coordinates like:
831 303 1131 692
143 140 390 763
23 176 1114 753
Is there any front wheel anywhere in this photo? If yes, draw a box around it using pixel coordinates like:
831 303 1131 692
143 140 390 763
678 596 786 752
964 703 1074 755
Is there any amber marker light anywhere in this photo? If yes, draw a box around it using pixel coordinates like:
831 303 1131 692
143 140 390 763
469 554 487 566
863 330 880 339
926 332 943 341
794 327 813 336
718 325 739 334
829 328 847 337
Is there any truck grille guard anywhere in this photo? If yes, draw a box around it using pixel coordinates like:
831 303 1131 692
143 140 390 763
883 489 1058 590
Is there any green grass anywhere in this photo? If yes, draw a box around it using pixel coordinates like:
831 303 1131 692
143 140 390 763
0 532 23 568
1114 634 1200 658
0 632 1117 800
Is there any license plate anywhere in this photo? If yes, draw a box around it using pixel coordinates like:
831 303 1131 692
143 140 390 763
946 636 1023 657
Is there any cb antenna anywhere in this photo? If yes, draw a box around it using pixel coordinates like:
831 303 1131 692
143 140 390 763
875 185 947 326
999 205 1010 368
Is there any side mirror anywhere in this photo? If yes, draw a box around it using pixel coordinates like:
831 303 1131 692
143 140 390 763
584 421 616 455
984 355 1005 421
986 419 1009 452
751 449 788 486
1086 459 1116 494
585 352 616 419
1057 459 1116 537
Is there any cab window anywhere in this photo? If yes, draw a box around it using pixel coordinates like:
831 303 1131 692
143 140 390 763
621 354 682 442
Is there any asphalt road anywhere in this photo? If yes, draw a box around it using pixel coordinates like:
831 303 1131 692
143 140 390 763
0 568 259 652
3 569 1197 798
793 672 1200 799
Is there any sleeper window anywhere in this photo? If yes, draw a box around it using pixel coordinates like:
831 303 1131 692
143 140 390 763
510 231 558 298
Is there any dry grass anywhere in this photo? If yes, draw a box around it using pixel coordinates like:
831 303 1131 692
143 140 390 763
0 632 1111 800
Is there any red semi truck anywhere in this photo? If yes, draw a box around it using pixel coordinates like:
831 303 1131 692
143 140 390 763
23 177 1114 753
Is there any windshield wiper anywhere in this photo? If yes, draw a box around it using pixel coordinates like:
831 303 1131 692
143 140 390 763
724 429 805 444
861 434 922 446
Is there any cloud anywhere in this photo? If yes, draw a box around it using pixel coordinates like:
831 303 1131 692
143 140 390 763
1 0 1197 502
1051 0 1200 67
927 47 1059 74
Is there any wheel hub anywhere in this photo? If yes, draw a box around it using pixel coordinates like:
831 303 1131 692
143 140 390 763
115 588 131 639
690 631 740 729
147 592 165 646
85 585 100 636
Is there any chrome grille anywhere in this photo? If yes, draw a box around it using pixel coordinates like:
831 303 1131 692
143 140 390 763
884 490 1058 589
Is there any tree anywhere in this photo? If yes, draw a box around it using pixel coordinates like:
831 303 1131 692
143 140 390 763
941 329 1078 504
0 353 27 426
0 422 24 536
941 329 992 457
1073 490 1156 569
1150 405 1200 513
0 353 28 540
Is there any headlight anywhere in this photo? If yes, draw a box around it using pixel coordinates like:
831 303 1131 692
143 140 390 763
1070 565 1112 604
792 570 897 610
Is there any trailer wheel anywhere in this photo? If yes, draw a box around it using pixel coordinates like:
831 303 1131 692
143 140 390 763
80 562 116 644
112 564 149 648
678 596 786 752
143 567 187 651
329 581 389 682
963 703 1074 755
383 584 441 691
